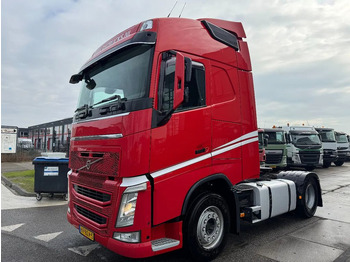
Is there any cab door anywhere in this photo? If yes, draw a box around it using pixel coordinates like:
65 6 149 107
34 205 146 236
150 52 211 225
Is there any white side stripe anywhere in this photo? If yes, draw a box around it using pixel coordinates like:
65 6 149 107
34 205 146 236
152 153 212 179
214 130 258 150
212 137 258 157
151 131 258 180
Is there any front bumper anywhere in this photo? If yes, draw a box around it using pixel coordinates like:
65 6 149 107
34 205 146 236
337 151 350 161
323 151 337 163
67 211 155 258
67 210 183 258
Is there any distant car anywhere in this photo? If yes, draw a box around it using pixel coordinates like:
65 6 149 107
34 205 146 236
18 138 34 149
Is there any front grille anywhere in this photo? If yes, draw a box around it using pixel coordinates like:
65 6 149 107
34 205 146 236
74 185 111 202
69 151 120 176
75 204 107 225
299 152 320 164
266 154 283 164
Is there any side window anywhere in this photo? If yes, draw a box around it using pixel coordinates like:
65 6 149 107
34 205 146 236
158 57 206 112
159 57 175 112
179 63 206 110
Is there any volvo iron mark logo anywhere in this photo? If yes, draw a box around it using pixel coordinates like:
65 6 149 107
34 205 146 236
78 158 103 171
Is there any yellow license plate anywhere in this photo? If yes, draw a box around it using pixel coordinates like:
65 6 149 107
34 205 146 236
79 225 95 241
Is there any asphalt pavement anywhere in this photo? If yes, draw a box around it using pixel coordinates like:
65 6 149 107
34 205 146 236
1 162 350 262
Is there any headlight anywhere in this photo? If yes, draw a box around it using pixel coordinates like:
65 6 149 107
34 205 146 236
116 183 147 228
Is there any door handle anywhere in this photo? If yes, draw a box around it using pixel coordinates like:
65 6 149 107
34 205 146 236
195 148 206 155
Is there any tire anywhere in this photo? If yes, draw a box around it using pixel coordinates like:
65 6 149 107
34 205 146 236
296 177 318 218
322 162 331 168
184 193 230 261
36 193 42 201
334 161 344 166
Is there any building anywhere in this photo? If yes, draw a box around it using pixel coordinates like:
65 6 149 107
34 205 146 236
28 117 73 152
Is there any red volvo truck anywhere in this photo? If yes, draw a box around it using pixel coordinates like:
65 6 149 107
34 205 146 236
67 17 322 261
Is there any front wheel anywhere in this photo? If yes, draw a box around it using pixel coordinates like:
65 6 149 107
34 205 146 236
184 193 230 261
334 161 344 166
296 177 319 218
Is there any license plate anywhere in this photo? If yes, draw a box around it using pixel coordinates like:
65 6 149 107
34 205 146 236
271 165 276 168
79 225 95 241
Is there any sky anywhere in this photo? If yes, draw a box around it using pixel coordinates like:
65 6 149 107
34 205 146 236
1 0 350 133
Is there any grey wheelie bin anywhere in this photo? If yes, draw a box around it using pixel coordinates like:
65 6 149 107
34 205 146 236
32 157 69 201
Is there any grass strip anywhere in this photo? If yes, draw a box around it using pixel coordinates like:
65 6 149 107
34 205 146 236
2 170 35 193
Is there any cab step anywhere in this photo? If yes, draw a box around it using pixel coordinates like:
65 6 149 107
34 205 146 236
151 238 180 252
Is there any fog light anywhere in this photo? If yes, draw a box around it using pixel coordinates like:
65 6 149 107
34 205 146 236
68 206 71 213
113 231 140 243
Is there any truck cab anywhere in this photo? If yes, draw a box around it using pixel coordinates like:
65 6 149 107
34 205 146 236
315 127 337 168
334 131 350 166
281 126 323 171
263 128 287 169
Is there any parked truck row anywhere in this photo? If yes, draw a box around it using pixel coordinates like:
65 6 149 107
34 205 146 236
258 126 350 171
66 17 346 261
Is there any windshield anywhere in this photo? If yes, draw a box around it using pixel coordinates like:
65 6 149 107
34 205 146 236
76 45 153 109
336 134 348 143
265 131 285 144
291 133 321 146
318 130 336 142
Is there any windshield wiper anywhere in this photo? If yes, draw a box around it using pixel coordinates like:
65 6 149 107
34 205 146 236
90 95 122 108
75 104 89 119
75 104 88 112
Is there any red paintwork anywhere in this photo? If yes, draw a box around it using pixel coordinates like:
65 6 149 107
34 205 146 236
67 17 259 258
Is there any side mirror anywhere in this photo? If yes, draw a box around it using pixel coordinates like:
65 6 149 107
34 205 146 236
185 57 192 82
173 52 185 110
69 74 83 84
85 78 96 90
264 138 268 147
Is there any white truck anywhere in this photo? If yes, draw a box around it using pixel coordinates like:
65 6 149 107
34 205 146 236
334 131 350 166
315 128 338 168
281 126 323 171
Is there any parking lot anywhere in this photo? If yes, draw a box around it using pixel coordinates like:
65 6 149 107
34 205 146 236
1 162 350 262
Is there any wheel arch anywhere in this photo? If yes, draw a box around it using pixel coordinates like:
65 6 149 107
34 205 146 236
181 173 240 234
277 171 323 207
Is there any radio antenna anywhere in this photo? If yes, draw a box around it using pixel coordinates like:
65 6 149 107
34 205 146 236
179 3 186 17
167 1 178 17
